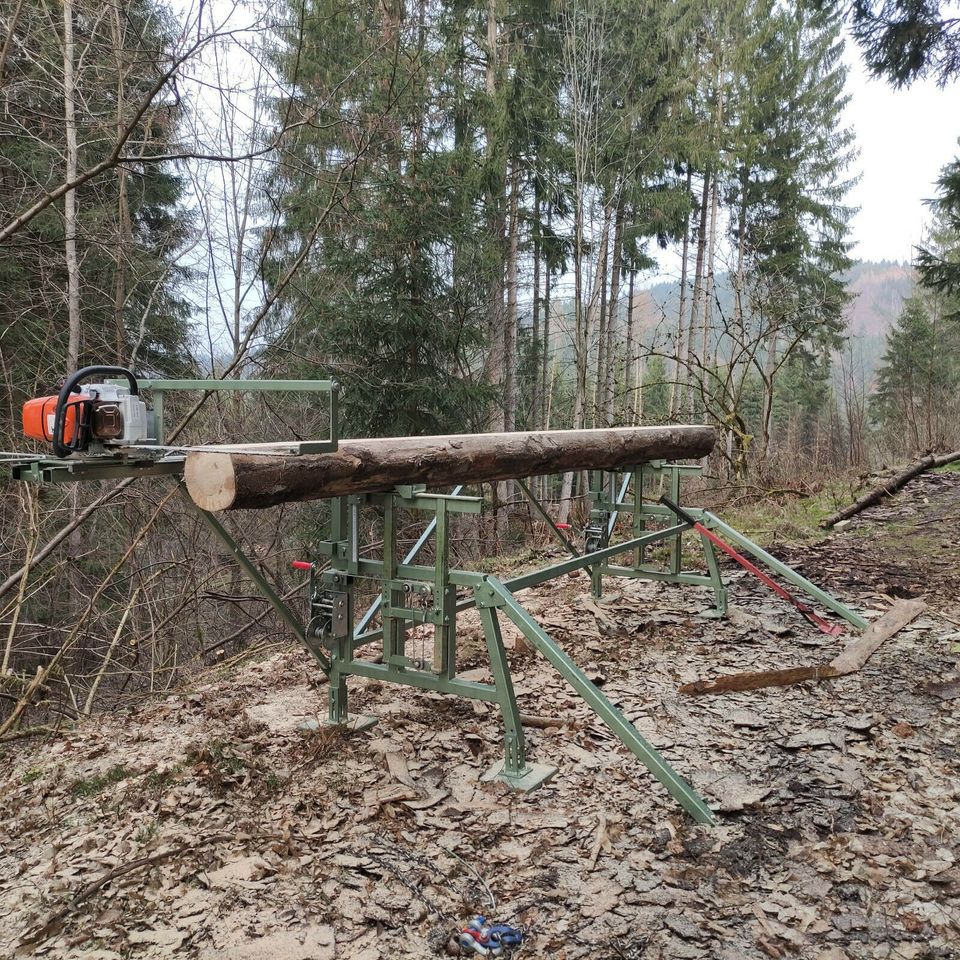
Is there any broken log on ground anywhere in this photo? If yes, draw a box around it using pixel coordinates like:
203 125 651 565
184 425 716 511
822 450 960 528
679 598 925 696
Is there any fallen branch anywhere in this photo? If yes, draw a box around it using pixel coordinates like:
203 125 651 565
679 599 925 696
822 451 960 529
519 712 568 729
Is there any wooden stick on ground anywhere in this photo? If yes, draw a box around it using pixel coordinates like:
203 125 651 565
679 599 925 696
822 451 960 529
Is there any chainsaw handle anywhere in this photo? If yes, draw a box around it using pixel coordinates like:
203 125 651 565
52 366 139 458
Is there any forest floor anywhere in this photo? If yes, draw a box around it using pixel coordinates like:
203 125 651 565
2 472 959 960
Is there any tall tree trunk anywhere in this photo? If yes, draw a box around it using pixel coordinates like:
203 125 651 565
531 189 542 432
504 164 519 433
623 269 636 423
669 168 693 420
484 0 506 433
111 5 130 365
540 206 553 502
701 171 720 371
633 345 643 425
0 0 26 84
593 203 611 423
733 166 747 333
604 198 624 425
63 0 82 617
113 156 129 363
63 0 80 373
685 171 710 418
585 203 611 427
499 164 520 531
541 203 552 434
701 63 725 376
759 327 778 460
729 167 748 474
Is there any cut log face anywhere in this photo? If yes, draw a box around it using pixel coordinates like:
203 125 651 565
184 425 716 511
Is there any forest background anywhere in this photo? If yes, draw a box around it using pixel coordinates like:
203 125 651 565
1 0 959 729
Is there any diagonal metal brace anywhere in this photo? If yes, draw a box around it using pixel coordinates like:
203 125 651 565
180 488 330 673
478 575 715 825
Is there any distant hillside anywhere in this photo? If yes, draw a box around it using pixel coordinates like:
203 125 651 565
537 260 914 380
628 259 915 376
845 260 915 338
633 259 913 335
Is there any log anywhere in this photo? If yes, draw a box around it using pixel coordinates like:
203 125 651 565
825 597 925 674
821 450 960 528
184 425 716 511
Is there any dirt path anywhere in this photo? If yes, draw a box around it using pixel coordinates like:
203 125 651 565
2 475 959 959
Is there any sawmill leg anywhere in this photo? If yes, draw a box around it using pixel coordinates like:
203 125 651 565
182 491 331 673
699 531 728 619
325 615 378 732
700 512 869 630
479 575 715 825
478 602 557 791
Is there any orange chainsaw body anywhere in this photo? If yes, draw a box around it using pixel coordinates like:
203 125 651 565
22 393 84 445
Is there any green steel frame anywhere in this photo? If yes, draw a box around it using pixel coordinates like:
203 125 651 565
142 377 339 452
4 377 870 824
299 461 867 824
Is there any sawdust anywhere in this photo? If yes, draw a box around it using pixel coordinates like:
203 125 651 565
2 475 960 958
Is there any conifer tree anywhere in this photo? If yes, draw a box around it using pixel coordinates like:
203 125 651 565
872 293 960 450
917 155 960 310
265 0 492 437
732 2 856 457
0 0 193 400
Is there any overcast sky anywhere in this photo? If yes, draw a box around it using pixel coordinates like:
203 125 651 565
843 41 959 264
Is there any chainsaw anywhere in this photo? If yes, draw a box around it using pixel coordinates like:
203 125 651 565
22 366 151 458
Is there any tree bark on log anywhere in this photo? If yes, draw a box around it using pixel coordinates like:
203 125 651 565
822 450 960 528
184 425 716 511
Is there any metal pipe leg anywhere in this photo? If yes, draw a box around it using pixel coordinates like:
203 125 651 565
700 531 728 618
482 576 714 824
478 600 556 792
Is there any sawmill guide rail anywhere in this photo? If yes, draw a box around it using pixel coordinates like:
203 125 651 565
4 374 868 826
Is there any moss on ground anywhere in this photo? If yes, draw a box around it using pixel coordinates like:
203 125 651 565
70 763 132 798
716 485 850 548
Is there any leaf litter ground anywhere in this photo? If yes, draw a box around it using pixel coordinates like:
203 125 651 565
1 473 959 959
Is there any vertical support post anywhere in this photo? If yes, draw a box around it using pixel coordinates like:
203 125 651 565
700 531 728 618
381 494 394 661
587 470 609 599
432 499 457 678
479 605 526 778
324 496 375 732
476 593 556 791
381 494 405 667
328 647 349 724
633 464 645 569
669 465 683 576
329 381 340 449
153 390 164 444
327 496 350 724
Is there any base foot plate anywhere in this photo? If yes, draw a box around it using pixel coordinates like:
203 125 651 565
298 714 378 734
482 760 558 792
